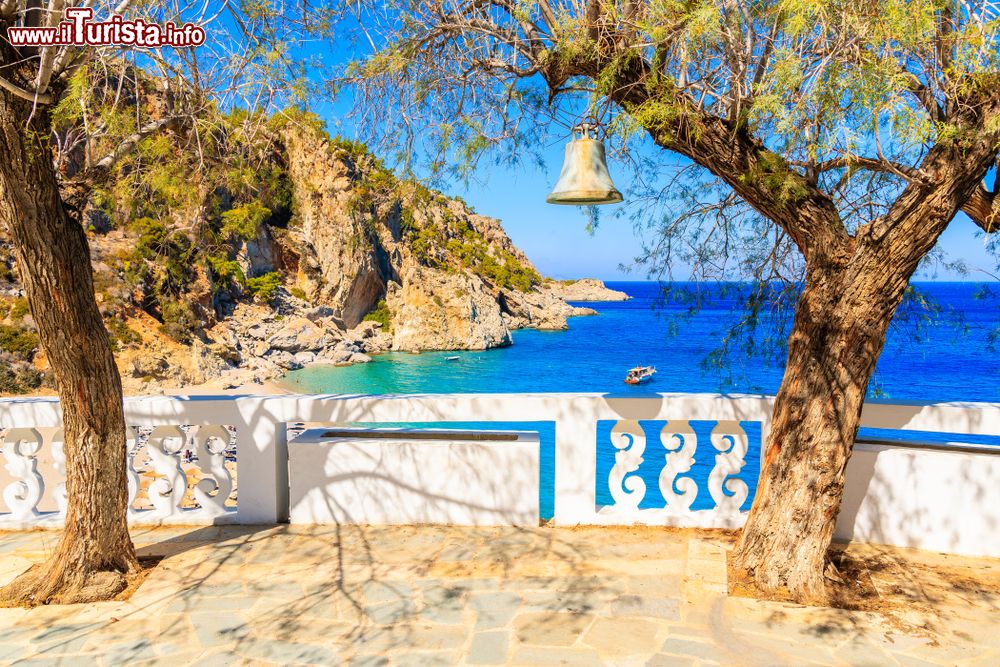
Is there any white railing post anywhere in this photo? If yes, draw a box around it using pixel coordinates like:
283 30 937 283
553 416 599 525
232 401 288 524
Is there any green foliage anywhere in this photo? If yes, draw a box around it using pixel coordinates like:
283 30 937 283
0 325 39 359
268 108 326 135
207 255 246 287
362 299 391 331
2 297 29 320
220 202 271 240
345 150 399 218
0 363 43 395
159 300 200 344
106 319 141 350
246 272 283 303
129 217 169 259
409 224 450 269
331 135 372 161
445 228 540 291
290 286 307 300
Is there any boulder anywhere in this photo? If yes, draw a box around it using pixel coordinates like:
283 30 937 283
267 317 335 352
543 278 629 302
387 267 511 352
304 305 335 322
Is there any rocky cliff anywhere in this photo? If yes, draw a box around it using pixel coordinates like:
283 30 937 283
0 116 625 394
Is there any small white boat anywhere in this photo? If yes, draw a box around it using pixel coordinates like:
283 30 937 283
445 356 460 361
624 365 656 385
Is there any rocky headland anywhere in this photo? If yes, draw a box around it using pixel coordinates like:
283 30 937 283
0 115 626 395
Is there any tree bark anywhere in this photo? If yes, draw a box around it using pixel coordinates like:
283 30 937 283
730 260 909 603
0 91 138 605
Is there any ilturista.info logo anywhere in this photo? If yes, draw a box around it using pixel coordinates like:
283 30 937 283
7 7 205 48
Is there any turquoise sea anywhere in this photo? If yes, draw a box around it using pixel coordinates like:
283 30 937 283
281 282 1000 519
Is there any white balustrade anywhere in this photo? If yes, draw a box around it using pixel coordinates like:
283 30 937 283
707 421 749 515
661 420 699 514
606 420 646 512
0 421 239 528
597 419 751 528
1 428 44 522
0 393 996 558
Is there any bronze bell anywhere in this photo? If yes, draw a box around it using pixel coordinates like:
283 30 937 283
546 133 623 205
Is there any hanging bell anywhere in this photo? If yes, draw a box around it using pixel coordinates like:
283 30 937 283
546 130 623 205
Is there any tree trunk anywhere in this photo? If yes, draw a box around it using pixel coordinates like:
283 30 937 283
730 261 910 604
0 92 138 605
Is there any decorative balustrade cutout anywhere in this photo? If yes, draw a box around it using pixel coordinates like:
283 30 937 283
598 419 753 528
0 425 237 528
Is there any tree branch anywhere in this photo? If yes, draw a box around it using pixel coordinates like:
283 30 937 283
0 75 55 105
60 114 186 214
551 47 851 262
962 184 999 233
91 115 184 173
902 72 944 122
802 155 931 184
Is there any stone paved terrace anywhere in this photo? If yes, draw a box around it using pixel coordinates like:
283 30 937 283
0 525 996 666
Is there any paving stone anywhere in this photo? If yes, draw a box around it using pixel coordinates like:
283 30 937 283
521 590 603 614
892 654 944 667
8 657 81 667
30 622 104 645
659 636 733 663
393 650 463 666
583 616 662 656
513 611 593 647
470 592 522 630
510 646 604 666
365 599 418 625
420 584 467 624
0 525 991 665
352 624 468 653
365 581 414 605
196 650 245 666
233 637 341 664
350 655 390 667
626 575 684 598
966 650 1000 666
134 647 206 666
190 612 251 648
167 595 257 613
468 630 509 665
0 644 24 662
833 638 899 667
99 638 160 663
646 654 698 667
28 623 100 655
186 582 245 596
610 594 681 620
246 580 306 600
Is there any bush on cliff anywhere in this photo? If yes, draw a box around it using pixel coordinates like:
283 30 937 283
363 299 391 332
0 324 38 359
247 272 283 303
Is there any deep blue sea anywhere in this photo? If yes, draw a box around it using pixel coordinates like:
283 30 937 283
281 282 1000 519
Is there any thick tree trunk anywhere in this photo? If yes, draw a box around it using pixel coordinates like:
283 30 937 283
730 262 910 604
0 92 138 605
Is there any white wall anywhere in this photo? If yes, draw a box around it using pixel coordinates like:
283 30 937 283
836 442 1000 558
288 429 540 526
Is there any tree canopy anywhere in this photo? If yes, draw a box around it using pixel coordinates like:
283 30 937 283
339 0 1000 267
